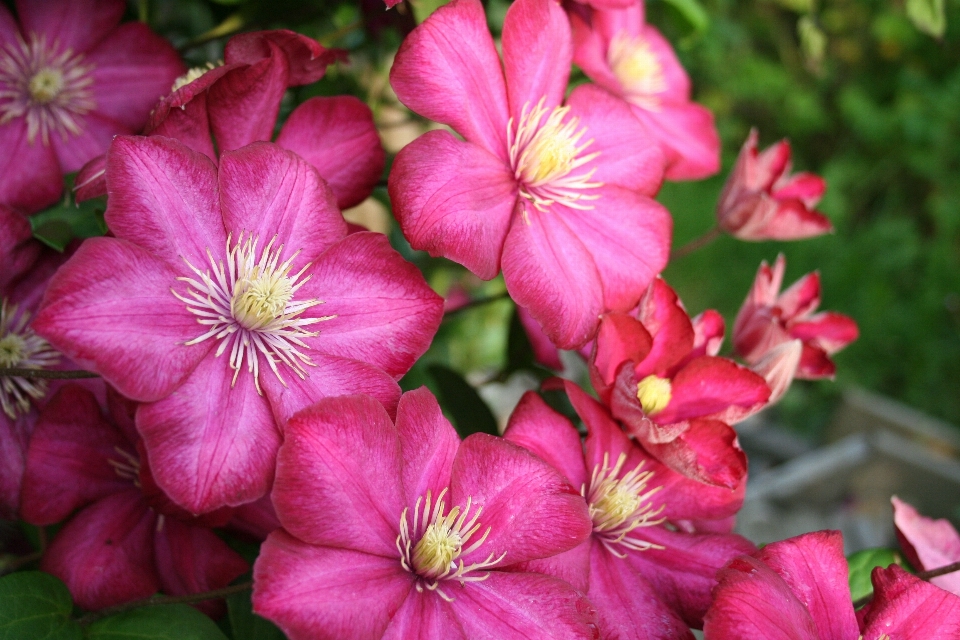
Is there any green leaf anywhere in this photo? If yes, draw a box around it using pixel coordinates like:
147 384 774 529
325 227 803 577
30 196 106 252
227 591 284 640
906 0 946 38
409 0 453 23
503 306 535 376
847 548 904 602
0 571 81 640
427 364 499 437
797 16 827 69
768 0 814 13
84 604 228 640
661 0 709 34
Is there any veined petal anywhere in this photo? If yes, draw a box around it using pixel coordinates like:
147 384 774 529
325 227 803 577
208 46 287 153
633 278 696 379
631 101 721 182
382 588 465 640
591 312 653 396
395 388 460 509
51 111 130 174
656 356 770 425
641 418 747 490
892 496 960 595
502 0 571 118
860 565 960 639
0 119 61 213
388 130 517 280
16 0 124 53
224 30 342 86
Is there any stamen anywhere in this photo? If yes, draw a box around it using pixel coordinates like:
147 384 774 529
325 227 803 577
584 452 665 557
0 300 61 419
395 488 505 601
107 446 142 487
172 232 335 394
607 32 667 109
507 97 603 212
636 375 672 417
170 61 222 93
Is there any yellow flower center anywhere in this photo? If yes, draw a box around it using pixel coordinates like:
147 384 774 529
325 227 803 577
607 32 667 108
584 452 664 557
28 67 64 103
231 268 295 331
0 333 26 367
0 300 60 418
636 374 672 416
170 62 220 92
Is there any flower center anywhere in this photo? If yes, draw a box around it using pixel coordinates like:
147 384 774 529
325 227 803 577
508 98 602 212
607 32 667 109
0 299 61 419
0 34 95 143
584 452 664 557
173 233 334 393
636 374 672 416
396 488 505 601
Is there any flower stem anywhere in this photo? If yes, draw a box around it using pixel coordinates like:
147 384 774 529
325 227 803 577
0 368 100 379
443 292 511 320
852 560 960 609
76 581 253 626
671 226 722 260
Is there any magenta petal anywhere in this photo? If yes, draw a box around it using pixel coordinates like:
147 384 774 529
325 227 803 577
657 356 770 425
516 304 564 370
136 355 278 514
860 565 960 639
790 312 859 353
382 588 465 640
389 130 517 280
892 496 960 595
501 0 571 118
33 238 211 402
20 385 131 525
73 153 107 203
253 530 412 640
650 449 745 522
755 531 859 640
208 52 287 153
451 571 599 640
147 95 218 161
154 518 248 601
451 433 591 568
592 313 653 393
634 278 696 378
565 380 637 475
275 96 385 209
503 391 588 489
42 490 159 611
0 119 61 213
294 232 442 379
632 101 721 182
105 136 226 269
703 554 820 640
16 0 124 53
0 4 16 42
589 544 693 640
272 395 403 555
395 388 460 507
224 30 341 86
390 0 509 156
0 205 39 291
219 142 347 267
52 111 131 174
643 418 747 489
0 412 30 519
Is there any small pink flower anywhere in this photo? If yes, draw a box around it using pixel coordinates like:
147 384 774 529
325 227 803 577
0 0 183 213
504 384 754 638
252 389 598 640
568 1 720 180
733 254 858 379
389 0 670 350
20 384 248 613
35 136 443 514
892 496 960 597
704 530 960 639
717 129 833 241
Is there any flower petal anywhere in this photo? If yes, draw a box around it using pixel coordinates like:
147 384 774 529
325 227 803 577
0 119 61 213
395 387 461 508
860 565 960 639
892 496 960 595
16 0 124 53
634 278 696 378
656 356 770 425
503 391 589 489
382 588 465 640
501 0 571 118
0 411 30 519
52 111 131 174
632 101 721 182
590 312 653 394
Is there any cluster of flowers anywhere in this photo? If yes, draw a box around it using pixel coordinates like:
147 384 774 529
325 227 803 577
0 0 957 637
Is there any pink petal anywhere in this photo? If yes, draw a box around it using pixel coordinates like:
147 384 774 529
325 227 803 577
796 344 836 380
228 494 281 541
892 496 960 595
146 94 218 161
565 380 641 477
647 449 746 522
451 571 599 640
451 433 592 568
633 101 721 182
261 353 402 428
641 418 747 489
16 0 124 53
501 202 604 349
0 4 17 42
135 355 279 514
42 490 159 611
85 22 184 131
778 271 821 320
691 310 725 359
511 542 592 594
208 47 287 153
293 232 443 379
20 385 132 525
275 96 385 210
104 136 226 270
503 391 589 489
703 554 820 640
589 543 693 640
0 119 61 213
631 25 692 103
0 205 39 291
748 339 801 409
633 278 696 379
517 304 564 371
52 111 131 173
0 411 31 519
773 172 826 206
501 0 571 118
752 200 833 240
218 142 347 267
382 588 464 639
253 530 412 640
860 565 960 639
73 153 107 203
224 30 343 87
390 0 509 156
755 530 859 640
789 312 859 354
154 518 248 605
388 130 517 280
569 11 621 96
33 238 212 402
272 395 404 556
395 387 461 508
656 356 770 425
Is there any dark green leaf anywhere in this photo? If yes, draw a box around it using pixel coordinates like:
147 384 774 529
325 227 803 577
84 604 228 640
847 548 905 602
503 306 535 376
0 571 81 640
227 591 285 640
427 365 498 437
30 196 106 252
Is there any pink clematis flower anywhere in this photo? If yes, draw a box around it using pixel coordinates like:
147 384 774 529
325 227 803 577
34 136 443 514
734 254 858 380
389 0 670 350
568 1 720 181
892 496 960 596
703 530 960 639
0 0 183 213
590 278 770 486
717 129 832 241
504 384 755 638
252 389 598 640
20 384 248 612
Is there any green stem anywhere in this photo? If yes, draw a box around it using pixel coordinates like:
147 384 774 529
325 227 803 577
77 581 253 626
671 226 722 260
443 292 511 320
0 368 100 380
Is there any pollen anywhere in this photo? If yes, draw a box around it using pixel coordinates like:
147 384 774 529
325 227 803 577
607 32 667 107
584 452 664 557
28 68 64 103
508 97 602 212
636 374 672 416
0 299 61 419
170 62 221 93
